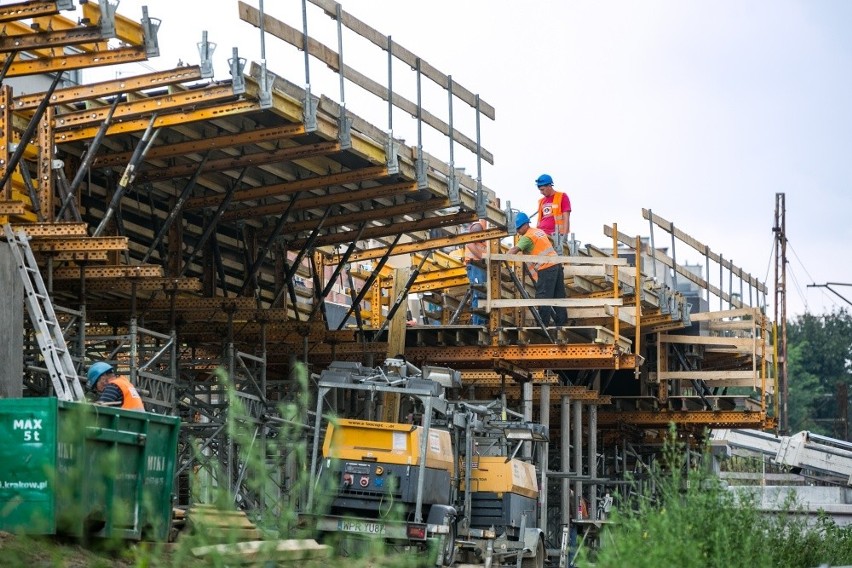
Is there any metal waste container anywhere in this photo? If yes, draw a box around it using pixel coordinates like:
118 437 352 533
0 398 179 541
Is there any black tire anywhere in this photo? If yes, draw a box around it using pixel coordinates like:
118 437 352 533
521 537 544 568
440 523 457 567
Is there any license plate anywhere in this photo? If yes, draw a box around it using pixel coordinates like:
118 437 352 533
337 519 385 535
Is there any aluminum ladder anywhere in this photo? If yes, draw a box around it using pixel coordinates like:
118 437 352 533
3 223 85 401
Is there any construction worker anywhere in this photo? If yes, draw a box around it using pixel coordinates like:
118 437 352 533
86 362 145 411
464 220 488 325
508 211 568 327
535 173 571 253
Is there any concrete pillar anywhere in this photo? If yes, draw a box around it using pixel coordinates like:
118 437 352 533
0 243 23 398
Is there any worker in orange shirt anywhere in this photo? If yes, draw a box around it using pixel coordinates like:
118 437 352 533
508 212 567 326
535 173 571 253
87 362 145 411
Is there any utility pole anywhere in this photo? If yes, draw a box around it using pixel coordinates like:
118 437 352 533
773 193 788 434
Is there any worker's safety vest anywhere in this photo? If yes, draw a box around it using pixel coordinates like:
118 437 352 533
537 191 568 235
523 228 558 281
113 377 145 411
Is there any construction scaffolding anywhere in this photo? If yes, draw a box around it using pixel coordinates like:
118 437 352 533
0 0 775 556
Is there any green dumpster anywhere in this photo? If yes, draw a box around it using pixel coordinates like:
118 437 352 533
0 398 180 541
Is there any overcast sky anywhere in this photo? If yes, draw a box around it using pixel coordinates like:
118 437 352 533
93 0 852 318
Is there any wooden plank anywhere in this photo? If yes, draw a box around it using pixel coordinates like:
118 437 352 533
658 371 757 380
489 298 623 308
688 307 763 321
490 252 628 266
659 334 756 349
192 539 331 562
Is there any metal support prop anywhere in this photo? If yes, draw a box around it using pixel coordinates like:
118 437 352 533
54 167 82 222
334 4 351 148
0 71 63 193
0 52 17 84
306 223 367 321
270 207 332 308
180 168 248 276
239 191 303 294
335 233 403 331
94 115 160 237
142 153 210 263
300 0 317 131
68 94 122 194
17 159 43 222
503 260 553 342
372 251 433 338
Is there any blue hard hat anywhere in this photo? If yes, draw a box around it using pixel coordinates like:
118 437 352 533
515 211 530 230
535 173 554 187
87 362 113 389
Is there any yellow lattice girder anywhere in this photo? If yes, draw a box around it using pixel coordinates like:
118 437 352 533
56 99 261 143
81 1 146 47
5 45 148 78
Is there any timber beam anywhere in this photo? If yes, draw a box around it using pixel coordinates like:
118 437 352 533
185 165 390 210
91 122 306 167
135 141 342 184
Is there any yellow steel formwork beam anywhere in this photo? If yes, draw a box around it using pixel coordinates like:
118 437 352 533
0 24 108 53
52 265 163 280
81 277 202 293
56 98 262 143
404 344 638 369
8 222 87 236
596 410 766 428
13 66 205 111
4 46 149 78
81 1 147 47
28 236 127 252
0 1 60 23
53 84 238 131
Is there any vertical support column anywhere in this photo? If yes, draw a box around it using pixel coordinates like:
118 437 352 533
560 394 571 525
0 241 23 397
572 399 583 522
522 381 533 459
539 383 550 534
0 85 12 201
167 199 183 277
37 107 54 222
588 404 598 521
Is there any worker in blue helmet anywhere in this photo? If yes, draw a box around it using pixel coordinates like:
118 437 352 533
508 212 567 327
87 362 145 411
535 173 571 253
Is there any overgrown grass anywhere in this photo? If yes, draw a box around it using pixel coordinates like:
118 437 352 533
587 428 852 568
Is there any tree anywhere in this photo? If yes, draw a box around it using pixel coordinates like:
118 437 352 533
786 309 852 437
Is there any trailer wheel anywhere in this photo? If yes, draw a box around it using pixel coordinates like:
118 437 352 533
440 523 457 566
521 537 544 568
